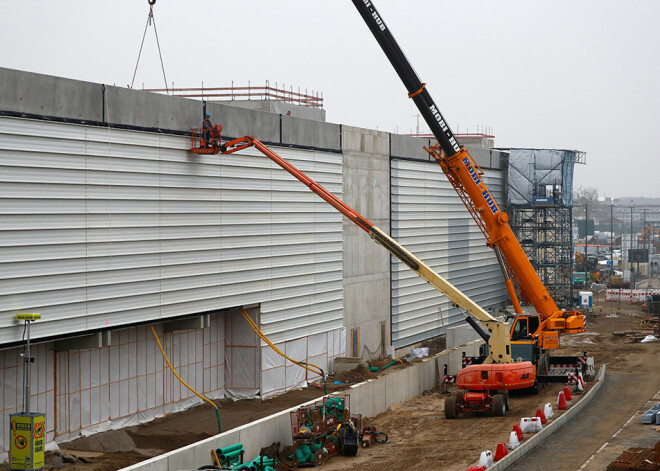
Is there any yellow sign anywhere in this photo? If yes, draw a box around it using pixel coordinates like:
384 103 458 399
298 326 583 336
15 313 41 321
10 414 45 470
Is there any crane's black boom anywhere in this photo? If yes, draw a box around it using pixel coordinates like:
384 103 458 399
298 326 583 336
351 0 461 156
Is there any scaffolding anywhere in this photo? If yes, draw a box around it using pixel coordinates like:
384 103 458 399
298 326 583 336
505 148 586 309
510 205 573 309
145 81 324 108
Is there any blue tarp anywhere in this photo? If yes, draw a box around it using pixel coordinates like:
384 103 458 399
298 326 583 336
507 149 580 206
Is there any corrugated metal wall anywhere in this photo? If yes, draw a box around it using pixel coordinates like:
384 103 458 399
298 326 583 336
0 117 343 345
390 159 507 348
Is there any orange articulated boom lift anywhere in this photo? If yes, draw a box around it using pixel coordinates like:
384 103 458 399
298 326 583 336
351 0 589 385
190 134 534 417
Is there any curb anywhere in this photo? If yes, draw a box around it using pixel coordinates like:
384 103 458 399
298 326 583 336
488 364 607 470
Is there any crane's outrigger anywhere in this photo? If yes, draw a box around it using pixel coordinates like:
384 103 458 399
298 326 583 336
350 0 588 380
191 134 535 416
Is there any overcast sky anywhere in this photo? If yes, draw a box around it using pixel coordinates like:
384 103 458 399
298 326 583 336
1 1 658 199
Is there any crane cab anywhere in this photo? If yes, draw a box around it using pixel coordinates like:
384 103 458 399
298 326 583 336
510 315 559 356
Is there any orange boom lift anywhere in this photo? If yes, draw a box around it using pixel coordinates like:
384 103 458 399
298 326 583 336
191 134 534 417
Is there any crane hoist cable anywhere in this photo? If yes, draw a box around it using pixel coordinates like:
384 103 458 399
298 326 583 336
130 0 169 92
150 325 221 433
239 310 327 395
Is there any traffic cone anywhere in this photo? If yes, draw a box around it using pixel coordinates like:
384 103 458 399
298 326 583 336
508 431 520 450
478 450 494 468
494 442 508 461
536 408 547 424
513 423 523 441
557 391 567 410
563 385 573 401
465 467 487 471
544 402 554 419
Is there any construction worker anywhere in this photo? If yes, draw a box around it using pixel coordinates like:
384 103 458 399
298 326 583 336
202 113 213 148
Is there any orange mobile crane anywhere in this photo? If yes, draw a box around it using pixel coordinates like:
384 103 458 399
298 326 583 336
351 0 587 383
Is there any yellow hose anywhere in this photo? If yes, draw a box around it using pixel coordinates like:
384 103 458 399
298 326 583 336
150 325 222 432
240 310 326 380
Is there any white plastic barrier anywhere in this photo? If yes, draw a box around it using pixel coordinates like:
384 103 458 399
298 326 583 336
479 450 494 467
543 403 555 420
508 431 520 450
530 417 543 432
520 417 535 434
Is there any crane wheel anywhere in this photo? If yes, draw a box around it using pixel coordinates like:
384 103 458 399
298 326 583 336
454 392 465 404
492 394 506 417
444 395 458 419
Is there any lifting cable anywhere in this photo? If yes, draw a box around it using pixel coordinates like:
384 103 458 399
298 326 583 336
239 310 327 395
150 325 222 433
130 0 169 92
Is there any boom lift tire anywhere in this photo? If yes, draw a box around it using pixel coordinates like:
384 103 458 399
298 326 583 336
497 390 510 411
454 392 465 404
529 380 542 395
491 394 506 417
444 395 457 420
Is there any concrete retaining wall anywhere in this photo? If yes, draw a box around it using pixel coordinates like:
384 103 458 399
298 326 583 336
119 340 483 471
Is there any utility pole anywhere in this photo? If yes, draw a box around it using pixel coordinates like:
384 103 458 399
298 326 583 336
630 206 634 288
610 204 614 310
585 204 589 289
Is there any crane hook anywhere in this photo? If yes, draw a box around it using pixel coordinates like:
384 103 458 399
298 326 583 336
148 0 156 5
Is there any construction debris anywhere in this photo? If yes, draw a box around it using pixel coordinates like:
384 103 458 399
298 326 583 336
607 440 660 470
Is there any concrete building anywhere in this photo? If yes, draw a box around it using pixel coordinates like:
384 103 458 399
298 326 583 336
0 67 507 457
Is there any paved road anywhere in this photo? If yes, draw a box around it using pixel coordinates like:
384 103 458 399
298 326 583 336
508 372 660 471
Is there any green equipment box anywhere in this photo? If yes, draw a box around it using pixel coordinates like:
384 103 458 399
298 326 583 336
9 413 45 471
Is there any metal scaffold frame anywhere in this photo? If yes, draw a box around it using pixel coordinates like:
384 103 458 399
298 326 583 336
510 206 574 308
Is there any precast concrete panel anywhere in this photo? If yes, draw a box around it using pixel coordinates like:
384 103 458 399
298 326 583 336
390 158 507 348
0 116 343 345
0 67 102 121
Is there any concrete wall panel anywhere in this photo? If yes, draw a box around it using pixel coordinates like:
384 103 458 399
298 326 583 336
342 125 391 359
166 444 194 471
370 378 387 416
207 101 280 142
0 67 102 121
390 134 431 160
420 358 436 392
384 372 399 409
406 364 421 398
281 116 340 150
104 86 202 131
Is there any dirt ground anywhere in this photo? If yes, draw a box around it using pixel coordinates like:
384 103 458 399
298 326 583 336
6 289 657 471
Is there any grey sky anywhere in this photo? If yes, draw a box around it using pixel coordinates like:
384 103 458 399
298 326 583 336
1 1 658 198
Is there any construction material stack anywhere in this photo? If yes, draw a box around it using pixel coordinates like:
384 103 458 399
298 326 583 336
290 395 360 466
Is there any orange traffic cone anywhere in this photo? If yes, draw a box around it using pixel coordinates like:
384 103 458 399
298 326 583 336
557 391 567 410
513 423 523 441
564 385 573 401
536 408 547 424
494 442 509 461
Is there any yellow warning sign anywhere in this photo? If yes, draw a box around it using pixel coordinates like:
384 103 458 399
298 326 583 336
10 413 45 470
